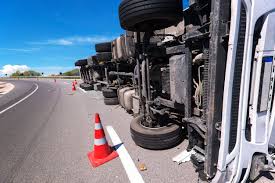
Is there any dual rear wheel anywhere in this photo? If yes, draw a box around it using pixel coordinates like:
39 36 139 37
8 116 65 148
118 0 185 150
130 115 184 150
102 87 119 105
119 0 183 32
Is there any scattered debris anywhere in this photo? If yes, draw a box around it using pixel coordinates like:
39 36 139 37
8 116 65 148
138 163 147 171
173 150 196 165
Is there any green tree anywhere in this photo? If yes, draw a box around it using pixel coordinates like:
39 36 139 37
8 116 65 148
62 69 80 76
23 71 31 76
11 71 21 77
28 70 41 76
11 70 41 77
22 70 41 76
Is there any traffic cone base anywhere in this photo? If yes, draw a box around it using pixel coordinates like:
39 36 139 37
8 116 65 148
87 149 118 167
72 83 76 91
87 113 118 168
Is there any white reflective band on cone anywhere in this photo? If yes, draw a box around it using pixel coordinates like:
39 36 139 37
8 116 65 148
94 138 107 145
95 123 103 130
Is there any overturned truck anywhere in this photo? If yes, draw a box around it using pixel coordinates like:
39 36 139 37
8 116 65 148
118 0 275 182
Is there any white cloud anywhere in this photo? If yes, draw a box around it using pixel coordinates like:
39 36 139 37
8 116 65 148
0 65 75 76
28 35 118 46
49 39 73 46
31 39 73 46
68 36 116 44
0 65 30 75
0 48 40 53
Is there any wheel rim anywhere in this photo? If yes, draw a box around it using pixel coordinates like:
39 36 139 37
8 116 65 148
139 118 175 130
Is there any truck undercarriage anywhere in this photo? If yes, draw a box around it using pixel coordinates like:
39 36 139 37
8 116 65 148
75 0 275 182
119 0 230 179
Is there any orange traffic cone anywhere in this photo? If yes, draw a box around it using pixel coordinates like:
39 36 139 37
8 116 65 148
72 82 76 91
87 113 118 167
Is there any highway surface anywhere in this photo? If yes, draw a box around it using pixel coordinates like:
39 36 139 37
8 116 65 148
0 79 273 183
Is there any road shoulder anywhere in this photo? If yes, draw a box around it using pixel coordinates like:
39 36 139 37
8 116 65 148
0 80 36 114
0 81 15 96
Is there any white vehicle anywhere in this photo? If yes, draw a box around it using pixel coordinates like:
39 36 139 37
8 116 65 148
214 0 275 182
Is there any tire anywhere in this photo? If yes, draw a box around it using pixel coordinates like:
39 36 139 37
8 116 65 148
87 57 94 65
102 87 117 98
96 52 112 61
130 115 184 150
104 97 119 105
80 83 94 90
80 83 85 89
95 42 112 52
119 0 183 31
92 55 98 62
75 59 88 66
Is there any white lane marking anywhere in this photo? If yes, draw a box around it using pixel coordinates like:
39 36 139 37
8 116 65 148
106 126 145 183
77 87 87 93
0 83 39 115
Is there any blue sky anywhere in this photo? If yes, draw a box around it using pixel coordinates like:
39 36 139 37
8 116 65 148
0 0 123 75
0 0 189 76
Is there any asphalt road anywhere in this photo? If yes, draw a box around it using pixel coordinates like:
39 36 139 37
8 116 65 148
0 79 273 183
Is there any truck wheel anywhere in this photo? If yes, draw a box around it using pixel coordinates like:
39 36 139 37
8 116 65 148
75 59 88 66
102 87 117 98
96 52 112 61
104 97 119 105
130 115 184 150
80 83 85 89
95 42 112 52
81 83 94 91
119 0 183 31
